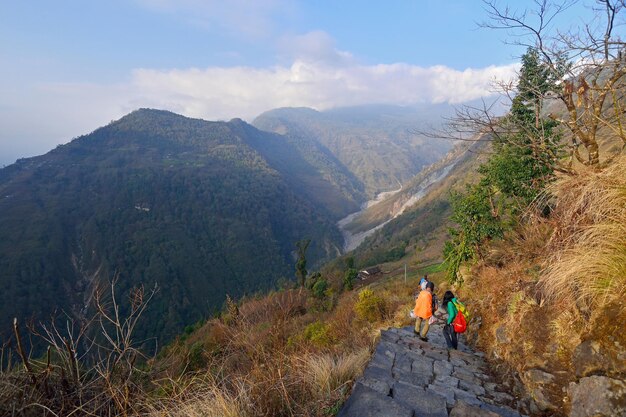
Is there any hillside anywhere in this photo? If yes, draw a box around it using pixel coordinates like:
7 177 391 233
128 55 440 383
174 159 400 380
0 109 355 345
253 104 455 198
340 137 489 268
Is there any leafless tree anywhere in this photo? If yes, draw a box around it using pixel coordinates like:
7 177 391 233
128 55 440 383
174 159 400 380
1 279 157 416
432 1 626 171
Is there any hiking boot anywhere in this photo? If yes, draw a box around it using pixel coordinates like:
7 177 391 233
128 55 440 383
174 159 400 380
420 336 429 342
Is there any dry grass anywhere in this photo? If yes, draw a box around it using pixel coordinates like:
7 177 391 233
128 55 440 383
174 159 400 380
541 157 626 320
149 273 444 417
452 157 626 415
149 376 253 417
298 349 370 399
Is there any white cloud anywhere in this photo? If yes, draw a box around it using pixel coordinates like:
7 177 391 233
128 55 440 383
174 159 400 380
125 59 519 121
276 31 354 65
0 28 520 165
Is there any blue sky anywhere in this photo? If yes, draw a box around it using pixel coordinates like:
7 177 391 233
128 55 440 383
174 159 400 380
0 0 595 165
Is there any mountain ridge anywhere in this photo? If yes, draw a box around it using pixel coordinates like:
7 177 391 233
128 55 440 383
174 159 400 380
0 108 352 345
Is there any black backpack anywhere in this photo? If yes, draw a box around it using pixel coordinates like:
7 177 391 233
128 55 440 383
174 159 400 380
431 294 440 314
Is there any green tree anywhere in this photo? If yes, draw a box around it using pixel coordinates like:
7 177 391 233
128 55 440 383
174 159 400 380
444 185 504 281
444 48 559 282
312 278 329 299
343 268 358 290
295 239 311 287
479 47 562 209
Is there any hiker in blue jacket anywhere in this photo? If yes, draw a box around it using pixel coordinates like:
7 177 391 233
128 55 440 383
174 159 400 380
441 290 458 350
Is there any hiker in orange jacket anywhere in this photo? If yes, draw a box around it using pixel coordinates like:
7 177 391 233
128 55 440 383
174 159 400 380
414 281 434 341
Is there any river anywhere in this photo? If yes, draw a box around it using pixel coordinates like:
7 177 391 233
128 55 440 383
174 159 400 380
337 159 458 252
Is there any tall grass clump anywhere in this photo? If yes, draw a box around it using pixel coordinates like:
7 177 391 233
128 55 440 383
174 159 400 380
149 375 253 417
540 157 626 320
298 349 370 399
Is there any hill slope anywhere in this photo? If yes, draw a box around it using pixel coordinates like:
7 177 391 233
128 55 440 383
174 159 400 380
0 109 350 344
253 104 454 197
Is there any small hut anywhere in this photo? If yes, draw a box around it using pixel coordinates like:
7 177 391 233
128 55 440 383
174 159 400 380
358 266 382 281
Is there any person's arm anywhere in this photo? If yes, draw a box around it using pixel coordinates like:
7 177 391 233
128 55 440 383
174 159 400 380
433 304 445 319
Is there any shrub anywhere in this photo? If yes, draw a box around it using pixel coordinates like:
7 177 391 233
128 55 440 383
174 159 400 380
312 278 329 299
187 341 207 371
354 288 387 322
302 321 333 347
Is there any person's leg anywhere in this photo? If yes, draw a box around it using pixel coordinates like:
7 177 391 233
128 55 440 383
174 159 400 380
443 324 453 348
414 317 423 334
451 328 458 349
420 318 430 338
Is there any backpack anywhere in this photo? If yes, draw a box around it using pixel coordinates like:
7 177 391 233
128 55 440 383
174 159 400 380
452 309 467 333
431 294 440 314
452 299 470 323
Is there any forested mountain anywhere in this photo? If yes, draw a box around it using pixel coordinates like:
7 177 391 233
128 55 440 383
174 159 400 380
253 104 454 197
0 109 354 344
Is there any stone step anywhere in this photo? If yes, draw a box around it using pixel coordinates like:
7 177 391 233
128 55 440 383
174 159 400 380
337 324 526 417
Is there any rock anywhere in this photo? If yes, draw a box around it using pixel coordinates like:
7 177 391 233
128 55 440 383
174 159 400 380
495 325 509 344
453 368 483 385
380 331 400 344
337 383 413 417
530 387 556 412
522 368 558 412
370 352 394 369
433 374 460 388
484 382 498 394
393 370 431 388
479 403 522 417
392 381 448 417
524 369 555 385
450 401 501 417
573 339 626 378
375 340 398 361
450 357 467 367
453 388 482 406
459 378 487 396
568 375 626 417
394 354 413 374
428 384 456 407
411 356 434 378
434 360 454 377
423 347 449 361
358 376 391 396
362 364 394 386
490 391 515 404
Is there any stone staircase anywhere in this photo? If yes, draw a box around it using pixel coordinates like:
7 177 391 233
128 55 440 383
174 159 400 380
337 324 526 417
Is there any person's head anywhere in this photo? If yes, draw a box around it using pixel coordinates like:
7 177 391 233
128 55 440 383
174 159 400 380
426 281 435 292
442 290 455 306
424 274 429 281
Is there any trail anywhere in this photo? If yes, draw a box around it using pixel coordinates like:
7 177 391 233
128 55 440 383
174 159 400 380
338 324 525 417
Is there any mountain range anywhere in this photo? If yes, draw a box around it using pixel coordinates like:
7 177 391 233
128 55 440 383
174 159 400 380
0 105 453 346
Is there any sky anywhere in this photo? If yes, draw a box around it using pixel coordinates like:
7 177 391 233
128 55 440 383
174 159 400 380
0 0 596 165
